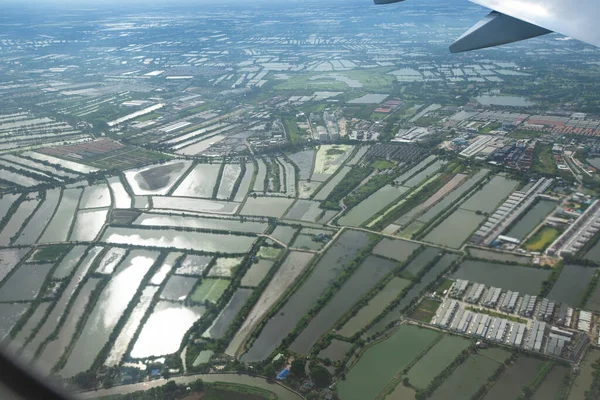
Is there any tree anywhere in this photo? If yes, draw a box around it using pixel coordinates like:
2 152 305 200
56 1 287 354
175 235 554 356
403 377 410 387
263 364 277 378
310 365 332 388
291 359 306 378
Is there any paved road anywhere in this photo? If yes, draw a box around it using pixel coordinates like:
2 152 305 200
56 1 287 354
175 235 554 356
77 373 303 400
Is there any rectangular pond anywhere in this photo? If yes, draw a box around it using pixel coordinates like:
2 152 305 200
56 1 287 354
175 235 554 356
339 185 409 227
202 288 253 340
14 189 60 245
505 199 556 241
59 250 158 377
134 213 268 234
424 209 485 249
241 230 371 362
101 227 256 253
290 255 397 354
172 163 221 198
452 260 551 294
460 175 519 214
39 188 82 243
548 264 597 307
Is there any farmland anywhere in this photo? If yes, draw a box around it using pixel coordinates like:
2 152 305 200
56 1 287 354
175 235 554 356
2 3 600 398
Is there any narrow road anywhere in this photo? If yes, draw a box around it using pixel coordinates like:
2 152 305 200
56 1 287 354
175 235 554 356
77 373 304 400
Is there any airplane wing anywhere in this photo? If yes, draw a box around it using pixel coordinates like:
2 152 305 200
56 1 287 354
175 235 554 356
374 0 600 53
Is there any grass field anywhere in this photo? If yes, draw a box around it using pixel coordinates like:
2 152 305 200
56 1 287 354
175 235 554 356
409 299 442 323
134 112 161 122
371 159 396 170
406 335 471 389
191 279 230 304
435 279 454 294
524 226 561 252
337 325 439 400
283 118 301 143
533 144 558 175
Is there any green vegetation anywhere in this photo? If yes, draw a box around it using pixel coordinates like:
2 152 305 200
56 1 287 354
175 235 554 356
524 226 561 252
371 159 396 170
464 306 527 324
134 112 161 122
413 116 440 128
480 122 502 133
532 143 558 176
409 299 441 323
435 279 454 294
283 118 301 143
31 245 69 262
320 165 373 210
343 173 397 210
190 279 230 304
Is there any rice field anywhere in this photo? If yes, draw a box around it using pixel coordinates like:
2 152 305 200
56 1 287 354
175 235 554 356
190 279 230 304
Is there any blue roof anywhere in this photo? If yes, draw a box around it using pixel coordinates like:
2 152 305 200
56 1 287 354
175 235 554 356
276 369 290 380
151 369 161 376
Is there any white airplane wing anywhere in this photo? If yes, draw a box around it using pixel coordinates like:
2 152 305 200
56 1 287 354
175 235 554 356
374 0 600 52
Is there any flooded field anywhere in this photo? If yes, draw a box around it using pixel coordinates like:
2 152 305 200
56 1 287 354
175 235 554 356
161 275 197 301
150 252 181 285
208 257 244 277
0 248 29 282
460 175 519 214
284 200 323 222
484 357 544 400
548 264 597 307
337 325 439 400
313 166 351 201
453 261 551 294
39 188 81 243
288 150 315 180
70 209 108 241
417 169 489 224
365 255 457 337
95 248 127 275
12 302 52 347
0 303 30 340
108 177 131 209
175 254 212 276
227 251 314 357
339 277 411 337
568 349 600 400
0 263 52 301
125 160 192 195
130 301 206 359
318 339 353 362
35 278 101 371
292 234 326 251
406 335 471 389
241 230 371 362
0 194 19 220
403 160 446 188
134 213 268 233
253 159 267 192
532 365 569 400
14 189 60 245
468 247 531 264
234 163 255 202
0 198 40 246
271 225 298 245
241 197 295 218
402 247 440 276
80 184 111 209
290 255 397 354
202 288 252 339
190 279 229 304
505 200 556 240
429 352 504 400
424 209 485 248
52 245 88 279
105 286 159 366
241 260 274 287
59 250 158 377
396 156 437 185
172 163 221 198
584 240 600 262
298 180 322 198
216 163 242 200
339 185 409 227
101 227 255 253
